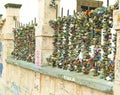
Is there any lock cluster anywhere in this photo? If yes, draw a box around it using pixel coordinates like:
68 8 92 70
11 25 35 63
47 3 118 81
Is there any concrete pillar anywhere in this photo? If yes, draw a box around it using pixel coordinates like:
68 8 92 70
113 9 120 95
2 3 22 58
4 3 22 32
35 0 60 66
0 3 22 86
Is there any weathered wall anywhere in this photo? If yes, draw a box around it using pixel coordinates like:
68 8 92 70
0 4 22 93
0 1 117 95
113 9 120 95
0 58 113 95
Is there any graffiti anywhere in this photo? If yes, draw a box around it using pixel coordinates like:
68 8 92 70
35 50 41 66
12 82 21 95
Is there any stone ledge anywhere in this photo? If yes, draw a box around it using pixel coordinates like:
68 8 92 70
6 57 113 94
4 3 22 9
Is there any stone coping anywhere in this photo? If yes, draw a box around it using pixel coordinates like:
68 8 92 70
6 57 113 94
4 3 22 9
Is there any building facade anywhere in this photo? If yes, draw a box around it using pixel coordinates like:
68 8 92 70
77 0 103 11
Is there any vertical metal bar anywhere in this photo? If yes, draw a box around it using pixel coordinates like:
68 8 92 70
31 20 33 25
21 23 23 27
34 18 36 24
98 0 99 7
17 21 20 28
18 21 20 28
73 10 75 16
20 23 21 27
29 22 30 26
88 7 90 10
23 24 25 27
67 9 69 16
20 23 22 27
17 21 19 28
16 21 18 28
107 0 109 6
56 5 58 19
61 7 63 17
15 21 16 28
